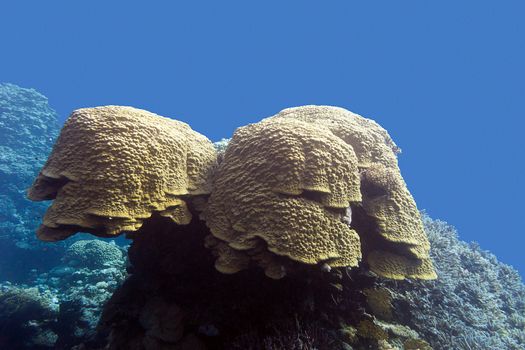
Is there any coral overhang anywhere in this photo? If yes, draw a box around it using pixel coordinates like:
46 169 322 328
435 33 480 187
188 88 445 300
28 104 436 281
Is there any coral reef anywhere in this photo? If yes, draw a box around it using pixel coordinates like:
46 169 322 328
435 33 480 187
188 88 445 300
50 240 127 348
0 83 62 280
0 285 59 349
204 106 434 280
12 101 523 349
28 106 217 241
99 215 432 350
0 240 127 349
382 214 525 350
33 104 434 281
62 239 124 269
204 117 362 278
4 211 521 349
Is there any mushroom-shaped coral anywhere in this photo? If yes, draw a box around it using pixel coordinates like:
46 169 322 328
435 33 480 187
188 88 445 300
266 105 436 280
28 106 217 241
357 163 436 279
205 106 435 280
203 117 363 278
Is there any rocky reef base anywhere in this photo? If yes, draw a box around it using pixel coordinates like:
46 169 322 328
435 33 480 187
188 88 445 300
2 214 524 349
99 215 431 350
0 239 127 349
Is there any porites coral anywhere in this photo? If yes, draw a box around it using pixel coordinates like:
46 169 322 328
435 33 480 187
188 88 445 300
28 106 217 241
205 106 435 280
269 106 435 280
203 117 363 278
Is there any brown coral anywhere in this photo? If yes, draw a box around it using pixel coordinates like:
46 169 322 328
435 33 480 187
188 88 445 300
28 103 435 281
266 105 436 280
364 288 393 321
358 163 436 279
357 319 388 341
203 118 363 278
28 106 217 241
265 105 401 168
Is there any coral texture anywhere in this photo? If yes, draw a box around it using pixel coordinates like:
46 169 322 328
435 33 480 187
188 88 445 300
204 106 435 280
204 118 362 278
27 104 434 280
264 105 400 168
62 239 123 269
269 106 435 280
28 106 217 241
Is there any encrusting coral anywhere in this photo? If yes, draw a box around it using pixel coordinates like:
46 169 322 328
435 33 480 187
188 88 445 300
28 106 217 241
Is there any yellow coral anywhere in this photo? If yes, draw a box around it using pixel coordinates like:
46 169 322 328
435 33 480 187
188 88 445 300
203 118 362 277
360 164 430 257
367 251 437 280
265 105 400 169
403 338 433 350
29 104 436 281
267 105 436 280
28 106 217 241
357 319 388 341
204 235 250 274
364 288 394 321
358 163 436 279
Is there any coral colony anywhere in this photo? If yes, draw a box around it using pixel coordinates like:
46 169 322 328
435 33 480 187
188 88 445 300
1 84 524 349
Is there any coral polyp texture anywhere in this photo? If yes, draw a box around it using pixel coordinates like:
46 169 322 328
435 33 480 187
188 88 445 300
358 163 435 279
206 106 435 279
203 118 363 278
29 104 435 281
28 106 217 241
281 106 435 279
265 105 401 168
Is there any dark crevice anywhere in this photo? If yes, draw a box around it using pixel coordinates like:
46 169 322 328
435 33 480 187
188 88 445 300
350 205 419 261
300 189 327 203
29 175 70 201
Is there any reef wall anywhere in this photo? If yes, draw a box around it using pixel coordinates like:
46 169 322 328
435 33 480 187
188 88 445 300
382 214 525 349
0 239 127 349
0 83 62 280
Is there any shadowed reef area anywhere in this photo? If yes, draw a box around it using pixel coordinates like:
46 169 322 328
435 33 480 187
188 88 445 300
0 83 523 350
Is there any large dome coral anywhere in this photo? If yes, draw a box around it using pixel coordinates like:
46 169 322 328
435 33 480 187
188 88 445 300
203 117 363 278
28 104 435 281
205 106 436 280
28 106 217 241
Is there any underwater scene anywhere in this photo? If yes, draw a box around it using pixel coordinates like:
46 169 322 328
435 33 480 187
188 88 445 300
0 82 523 350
